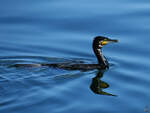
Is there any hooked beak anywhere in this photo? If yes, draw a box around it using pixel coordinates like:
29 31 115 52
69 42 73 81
101 39 119 45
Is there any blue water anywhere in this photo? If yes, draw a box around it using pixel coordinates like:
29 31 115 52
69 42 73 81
0 0 150 113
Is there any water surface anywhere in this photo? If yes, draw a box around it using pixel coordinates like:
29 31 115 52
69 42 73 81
0 0 150 113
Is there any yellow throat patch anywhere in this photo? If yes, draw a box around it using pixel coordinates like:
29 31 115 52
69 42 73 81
101 41 108 45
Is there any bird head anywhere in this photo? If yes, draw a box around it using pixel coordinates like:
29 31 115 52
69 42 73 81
93 36 118 49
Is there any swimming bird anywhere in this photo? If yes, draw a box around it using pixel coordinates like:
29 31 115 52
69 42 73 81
10 36 118 71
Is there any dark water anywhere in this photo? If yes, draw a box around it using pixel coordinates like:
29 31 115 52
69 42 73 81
0 0 150 113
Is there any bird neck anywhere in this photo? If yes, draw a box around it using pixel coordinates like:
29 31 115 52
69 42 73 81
93 48 108 67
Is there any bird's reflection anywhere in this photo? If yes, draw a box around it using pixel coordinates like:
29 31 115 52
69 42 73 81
90 71 116 96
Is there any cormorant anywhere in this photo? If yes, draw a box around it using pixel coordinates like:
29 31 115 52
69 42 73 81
10 36 118 70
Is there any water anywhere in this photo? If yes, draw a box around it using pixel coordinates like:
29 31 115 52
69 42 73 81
0 0 150 113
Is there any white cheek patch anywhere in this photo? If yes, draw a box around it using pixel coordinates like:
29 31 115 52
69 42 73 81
98 41 103 48
99 45 102 48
